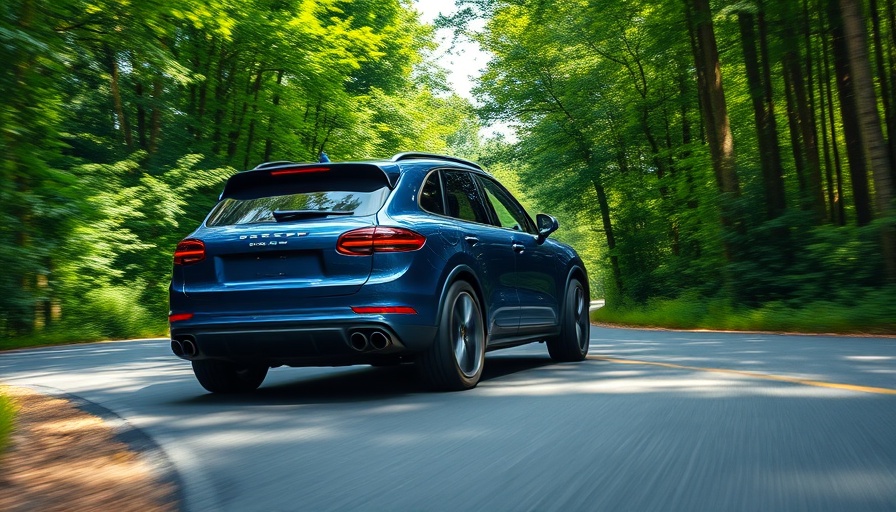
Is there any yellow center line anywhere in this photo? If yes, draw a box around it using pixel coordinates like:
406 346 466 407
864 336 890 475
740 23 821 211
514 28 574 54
589 355 896 395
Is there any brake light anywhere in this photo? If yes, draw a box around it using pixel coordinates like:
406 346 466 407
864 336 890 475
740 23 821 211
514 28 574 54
351 306 417 314
336 227 426 255
168 312 194 322
270 166 329 176
174 239 205 265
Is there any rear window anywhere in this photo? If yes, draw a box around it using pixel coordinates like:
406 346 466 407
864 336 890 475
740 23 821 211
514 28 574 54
206 186 389 226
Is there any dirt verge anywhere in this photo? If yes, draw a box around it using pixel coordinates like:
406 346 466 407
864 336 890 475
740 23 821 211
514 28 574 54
0 385 178 511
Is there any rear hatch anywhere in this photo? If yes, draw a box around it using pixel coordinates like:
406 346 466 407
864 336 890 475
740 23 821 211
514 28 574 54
175 163 395 311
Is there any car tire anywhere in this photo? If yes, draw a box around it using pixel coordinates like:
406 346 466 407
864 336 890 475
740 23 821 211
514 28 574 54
547 278 590 362
418 280 485 391
191 359 268 393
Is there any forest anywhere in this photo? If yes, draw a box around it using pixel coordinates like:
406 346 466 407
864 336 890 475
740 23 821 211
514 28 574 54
1 0 894 346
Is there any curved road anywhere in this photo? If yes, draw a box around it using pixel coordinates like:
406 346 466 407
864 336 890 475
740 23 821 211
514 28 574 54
2 326 895 511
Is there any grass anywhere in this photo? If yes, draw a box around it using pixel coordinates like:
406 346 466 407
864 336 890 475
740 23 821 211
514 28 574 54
0 391 16 455
0 320 168 352
592 290 896 335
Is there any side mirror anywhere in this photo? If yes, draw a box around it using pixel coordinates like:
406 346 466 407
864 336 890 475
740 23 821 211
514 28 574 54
536 213 559 243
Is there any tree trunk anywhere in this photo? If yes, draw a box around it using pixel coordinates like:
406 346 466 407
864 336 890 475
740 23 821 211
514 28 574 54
592 176 624 298
149 79 163 154
869 0 896 178
686 0 740 265
739 10 786 219
688 0 738 197
243 68 265 169
817 10 845 225
839 0 896 281
136 81 147 150
783 50 827 221
106 47 132 148
828 0 874 226
212 47 237 155
264 70 284 162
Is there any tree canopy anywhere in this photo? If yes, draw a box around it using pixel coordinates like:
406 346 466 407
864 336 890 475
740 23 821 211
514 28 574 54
0 0 477 340
3 0 895 342
451 0 896 326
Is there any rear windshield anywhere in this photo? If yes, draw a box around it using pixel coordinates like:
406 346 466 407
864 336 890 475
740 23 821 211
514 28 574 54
206 186 389 226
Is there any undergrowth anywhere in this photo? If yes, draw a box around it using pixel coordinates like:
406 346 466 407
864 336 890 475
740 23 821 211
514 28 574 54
0 392 15 455
592 288 896 335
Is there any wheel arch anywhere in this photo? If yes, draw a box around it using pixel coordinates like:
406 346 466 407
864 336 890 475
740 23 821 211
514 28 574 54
436 265 487 334
566 264 589 297
562 264 590 315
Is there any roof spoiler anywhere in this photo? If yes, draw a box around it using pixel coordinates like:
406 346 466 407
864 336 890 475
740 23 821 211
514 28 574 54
219 162 400 200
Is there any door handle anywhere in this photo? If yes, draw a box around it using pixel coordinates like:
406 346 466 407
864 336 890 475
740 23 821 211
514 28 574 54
464 235 480 245
512 242 525 253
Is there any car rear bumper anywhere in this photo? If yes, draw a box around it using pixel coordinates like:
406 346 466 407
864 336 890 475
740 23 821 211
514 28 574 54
170 315 438 367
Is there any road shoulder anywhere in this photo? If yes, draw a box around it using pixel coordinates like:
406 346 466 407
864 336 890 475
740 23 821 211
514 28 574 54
0 385 179 511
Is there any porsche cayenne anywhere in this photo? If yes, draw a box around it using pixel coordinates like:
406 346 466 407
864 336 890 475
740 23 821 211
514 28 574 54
169 153 590 392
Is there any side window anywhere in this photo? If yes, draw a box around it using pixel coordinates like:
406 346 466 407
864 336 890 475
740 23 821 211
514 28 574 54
419 171 445 215
443 170 490 224
477 177 537 234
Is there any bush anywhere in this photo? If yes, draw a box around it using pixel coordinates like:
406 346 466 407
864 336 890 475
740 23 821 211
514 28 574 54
0 282 166 351
593 288 896 334
63 283 163 341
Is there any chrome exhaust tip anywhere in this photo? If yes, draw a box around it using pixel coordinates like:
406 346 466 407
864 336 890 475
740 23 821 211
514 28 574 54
181 337 198 358
369 331 390 350
350 332 369 351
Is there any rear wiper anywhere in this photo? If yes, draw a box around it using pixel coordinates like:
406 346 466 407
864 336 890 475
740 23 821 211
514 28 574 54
272 209 355 222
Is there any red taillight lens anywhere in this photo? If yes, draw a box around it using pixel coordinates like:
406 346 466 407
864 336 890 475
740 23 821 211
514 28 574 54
173 239 205 265
336 227 426 256
270 166 329 176
351 306 417 314
168 312 194 322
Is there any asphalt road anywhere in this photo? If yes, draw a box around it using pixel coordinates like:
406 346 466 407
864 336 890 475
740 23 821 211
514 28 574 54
2 326 895 511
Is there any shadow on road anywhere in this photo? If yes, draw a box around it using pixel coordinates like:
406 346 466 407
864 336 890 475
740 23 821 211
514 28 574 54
166 354 555 406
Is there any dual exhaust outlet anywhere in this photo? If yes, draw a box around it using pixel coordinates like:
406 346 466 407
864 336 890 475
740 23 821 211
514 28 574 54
171 336 199 359
172 330 393 357
349 330 393 352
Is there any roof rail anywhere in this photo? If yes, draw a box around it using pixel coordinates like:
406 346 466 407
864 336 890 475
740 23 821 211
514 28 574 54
391 152 483 171
252 161 301 170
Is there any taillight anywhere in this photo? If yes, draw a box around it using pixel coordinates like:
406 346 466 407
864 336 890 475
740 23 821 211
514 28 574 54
337 227 426 256
351 306 417 314
169 312 194 322
270 166 329 176
173 239 205 265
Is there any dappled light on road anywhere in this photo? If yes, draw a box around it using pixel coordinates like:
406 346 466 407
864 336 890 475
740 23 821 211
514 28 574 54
1 327 895 511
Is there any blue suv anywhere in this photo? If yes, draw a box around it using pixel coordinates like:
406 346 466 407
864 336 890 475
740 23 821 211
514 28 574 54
169 153 590 392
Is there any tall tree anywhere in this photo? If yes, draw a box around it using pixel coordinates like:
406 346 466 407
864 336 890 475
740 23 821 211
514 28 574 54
838 0 896 281
737 5 786 220
828 0 874 226
686 0 740 266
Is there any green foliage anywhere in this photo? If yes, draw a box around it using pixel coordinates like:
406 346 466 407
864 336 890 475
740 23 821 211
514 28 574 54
0 391 14 455
460 0 896 334
63 284 163 342
4 0 893 343
47 155 234 327
594 287 896 334
0 0 481 345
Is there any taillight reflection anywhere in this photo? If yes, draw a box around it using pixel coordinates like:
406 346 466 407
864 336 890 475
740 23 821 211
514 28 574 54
174 239 206 265
337 227 426 256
